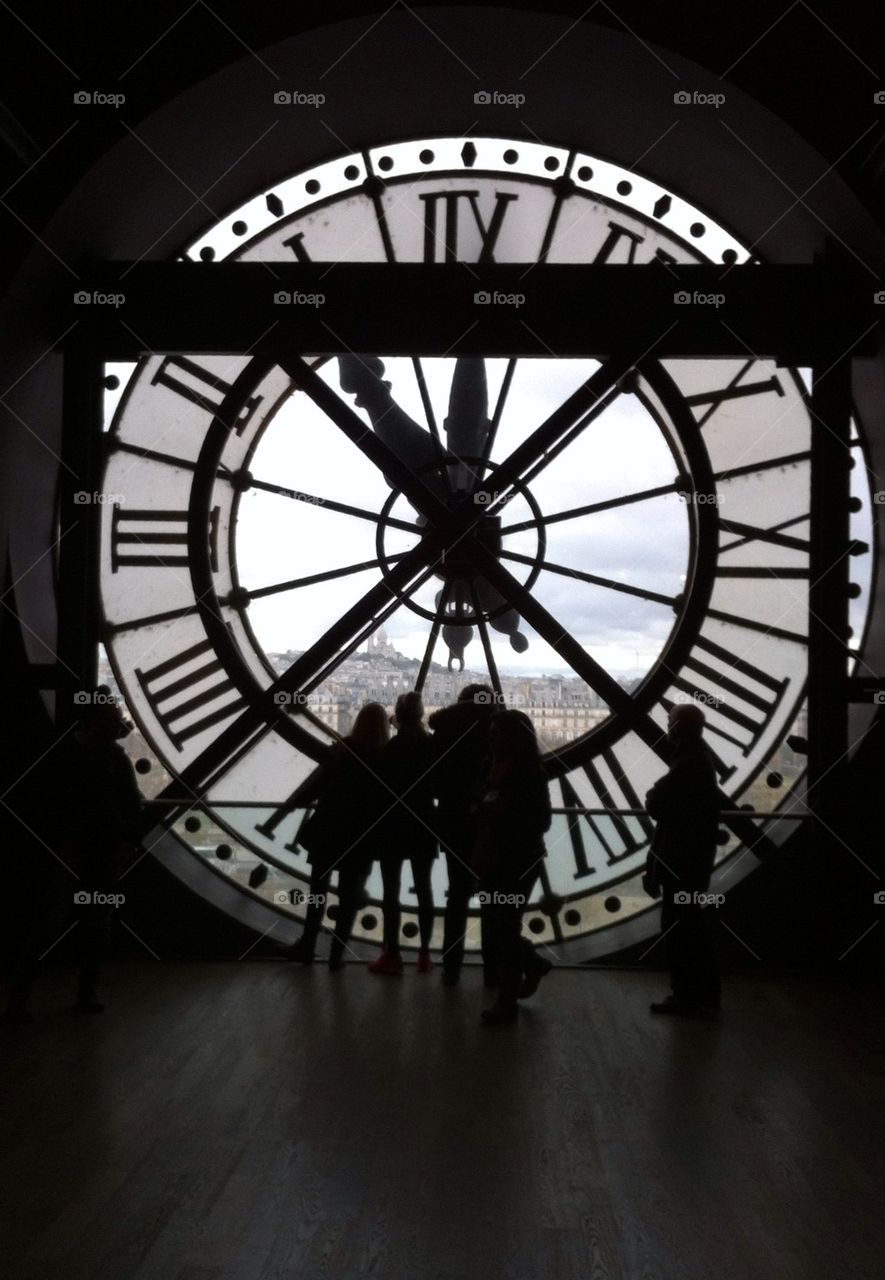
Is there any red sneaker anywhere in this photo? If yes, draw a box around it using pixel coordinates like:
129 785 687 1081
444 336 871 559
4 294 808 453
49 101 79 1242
416 949 433 973
367 950 404 975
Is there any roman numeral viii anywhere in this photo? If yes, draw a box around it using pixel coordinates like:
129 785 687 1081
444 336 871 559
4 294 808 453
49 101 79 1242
135 639 247 751
151 356 263 436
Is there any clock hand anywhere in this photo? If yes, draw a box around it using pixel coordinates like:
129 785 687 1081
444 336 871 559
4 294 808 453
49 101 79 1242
437 585 473 671
338 354 446 499
444 356 490 491
281 355 454 530
474 577 529 653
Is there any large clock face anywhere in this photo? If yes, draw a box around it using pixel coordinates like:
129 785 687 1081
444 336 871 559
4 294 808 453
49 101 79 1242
97 136 872 957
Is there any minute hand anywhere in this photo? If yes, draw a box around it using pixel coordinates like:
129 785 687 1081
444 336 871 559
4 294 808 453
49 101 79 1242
280 354 455 531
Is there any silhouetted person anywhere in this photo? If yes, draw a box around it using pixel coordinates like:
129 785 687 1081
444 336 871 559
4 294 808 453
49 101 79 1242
473 710 552 1023
5 692 142 1021
644 702 721 1015
285 703 390 971
427 683 495 984
369 692 437 975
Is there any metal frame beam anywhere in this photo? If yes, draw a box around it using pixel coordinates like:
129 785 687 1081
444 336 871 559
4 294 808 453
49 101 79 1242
69 263 876 360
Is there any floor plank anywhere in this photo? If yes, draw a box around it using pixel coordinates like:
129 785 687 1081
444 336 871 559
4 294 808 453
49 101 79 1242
1 962 883 1280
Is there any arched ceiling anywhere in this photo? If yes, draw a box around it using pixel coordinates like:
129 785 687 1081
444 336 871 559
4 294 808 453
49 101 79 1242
0 0 883 300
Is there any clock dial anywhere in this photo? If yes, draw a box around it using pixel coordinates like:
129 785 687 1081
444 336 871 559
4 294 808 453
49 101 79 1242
97 136 871 957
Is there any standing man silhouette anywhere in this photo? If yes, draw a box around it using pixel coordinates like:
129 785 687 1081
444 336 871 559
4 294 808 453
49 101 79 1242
645 702 722 1015
427 684 495 985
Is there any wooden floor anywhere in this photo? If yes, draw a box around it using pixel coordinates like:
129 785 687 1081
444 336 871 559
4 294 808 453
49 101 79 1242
1 962 883 1280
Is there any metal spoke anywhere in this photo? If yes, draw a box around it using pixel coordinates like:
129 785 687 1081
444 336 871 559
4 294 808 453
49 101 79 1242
479 356 517 475
469 582 502 696
480 356 634 511
411 356 442 446
157 540 440 803
248 553 407 601
467 546 669 758
242 476 419 534
416 580 450 694
500 549 676 607
501 480 682 534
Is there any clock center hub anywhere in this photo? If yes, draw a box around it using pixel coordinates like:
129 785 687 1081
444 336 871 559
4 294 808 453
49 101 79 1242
437 506 502 582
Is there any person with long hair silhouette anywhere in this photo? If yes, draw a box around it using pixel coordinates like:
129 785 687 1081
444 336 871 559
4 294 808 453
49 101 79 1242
285 702 390 970
369 691 437 974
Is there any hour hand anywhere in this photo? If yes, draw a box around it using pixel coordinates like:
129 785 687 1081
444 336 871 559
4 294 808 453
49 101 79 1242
444 357 490 490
